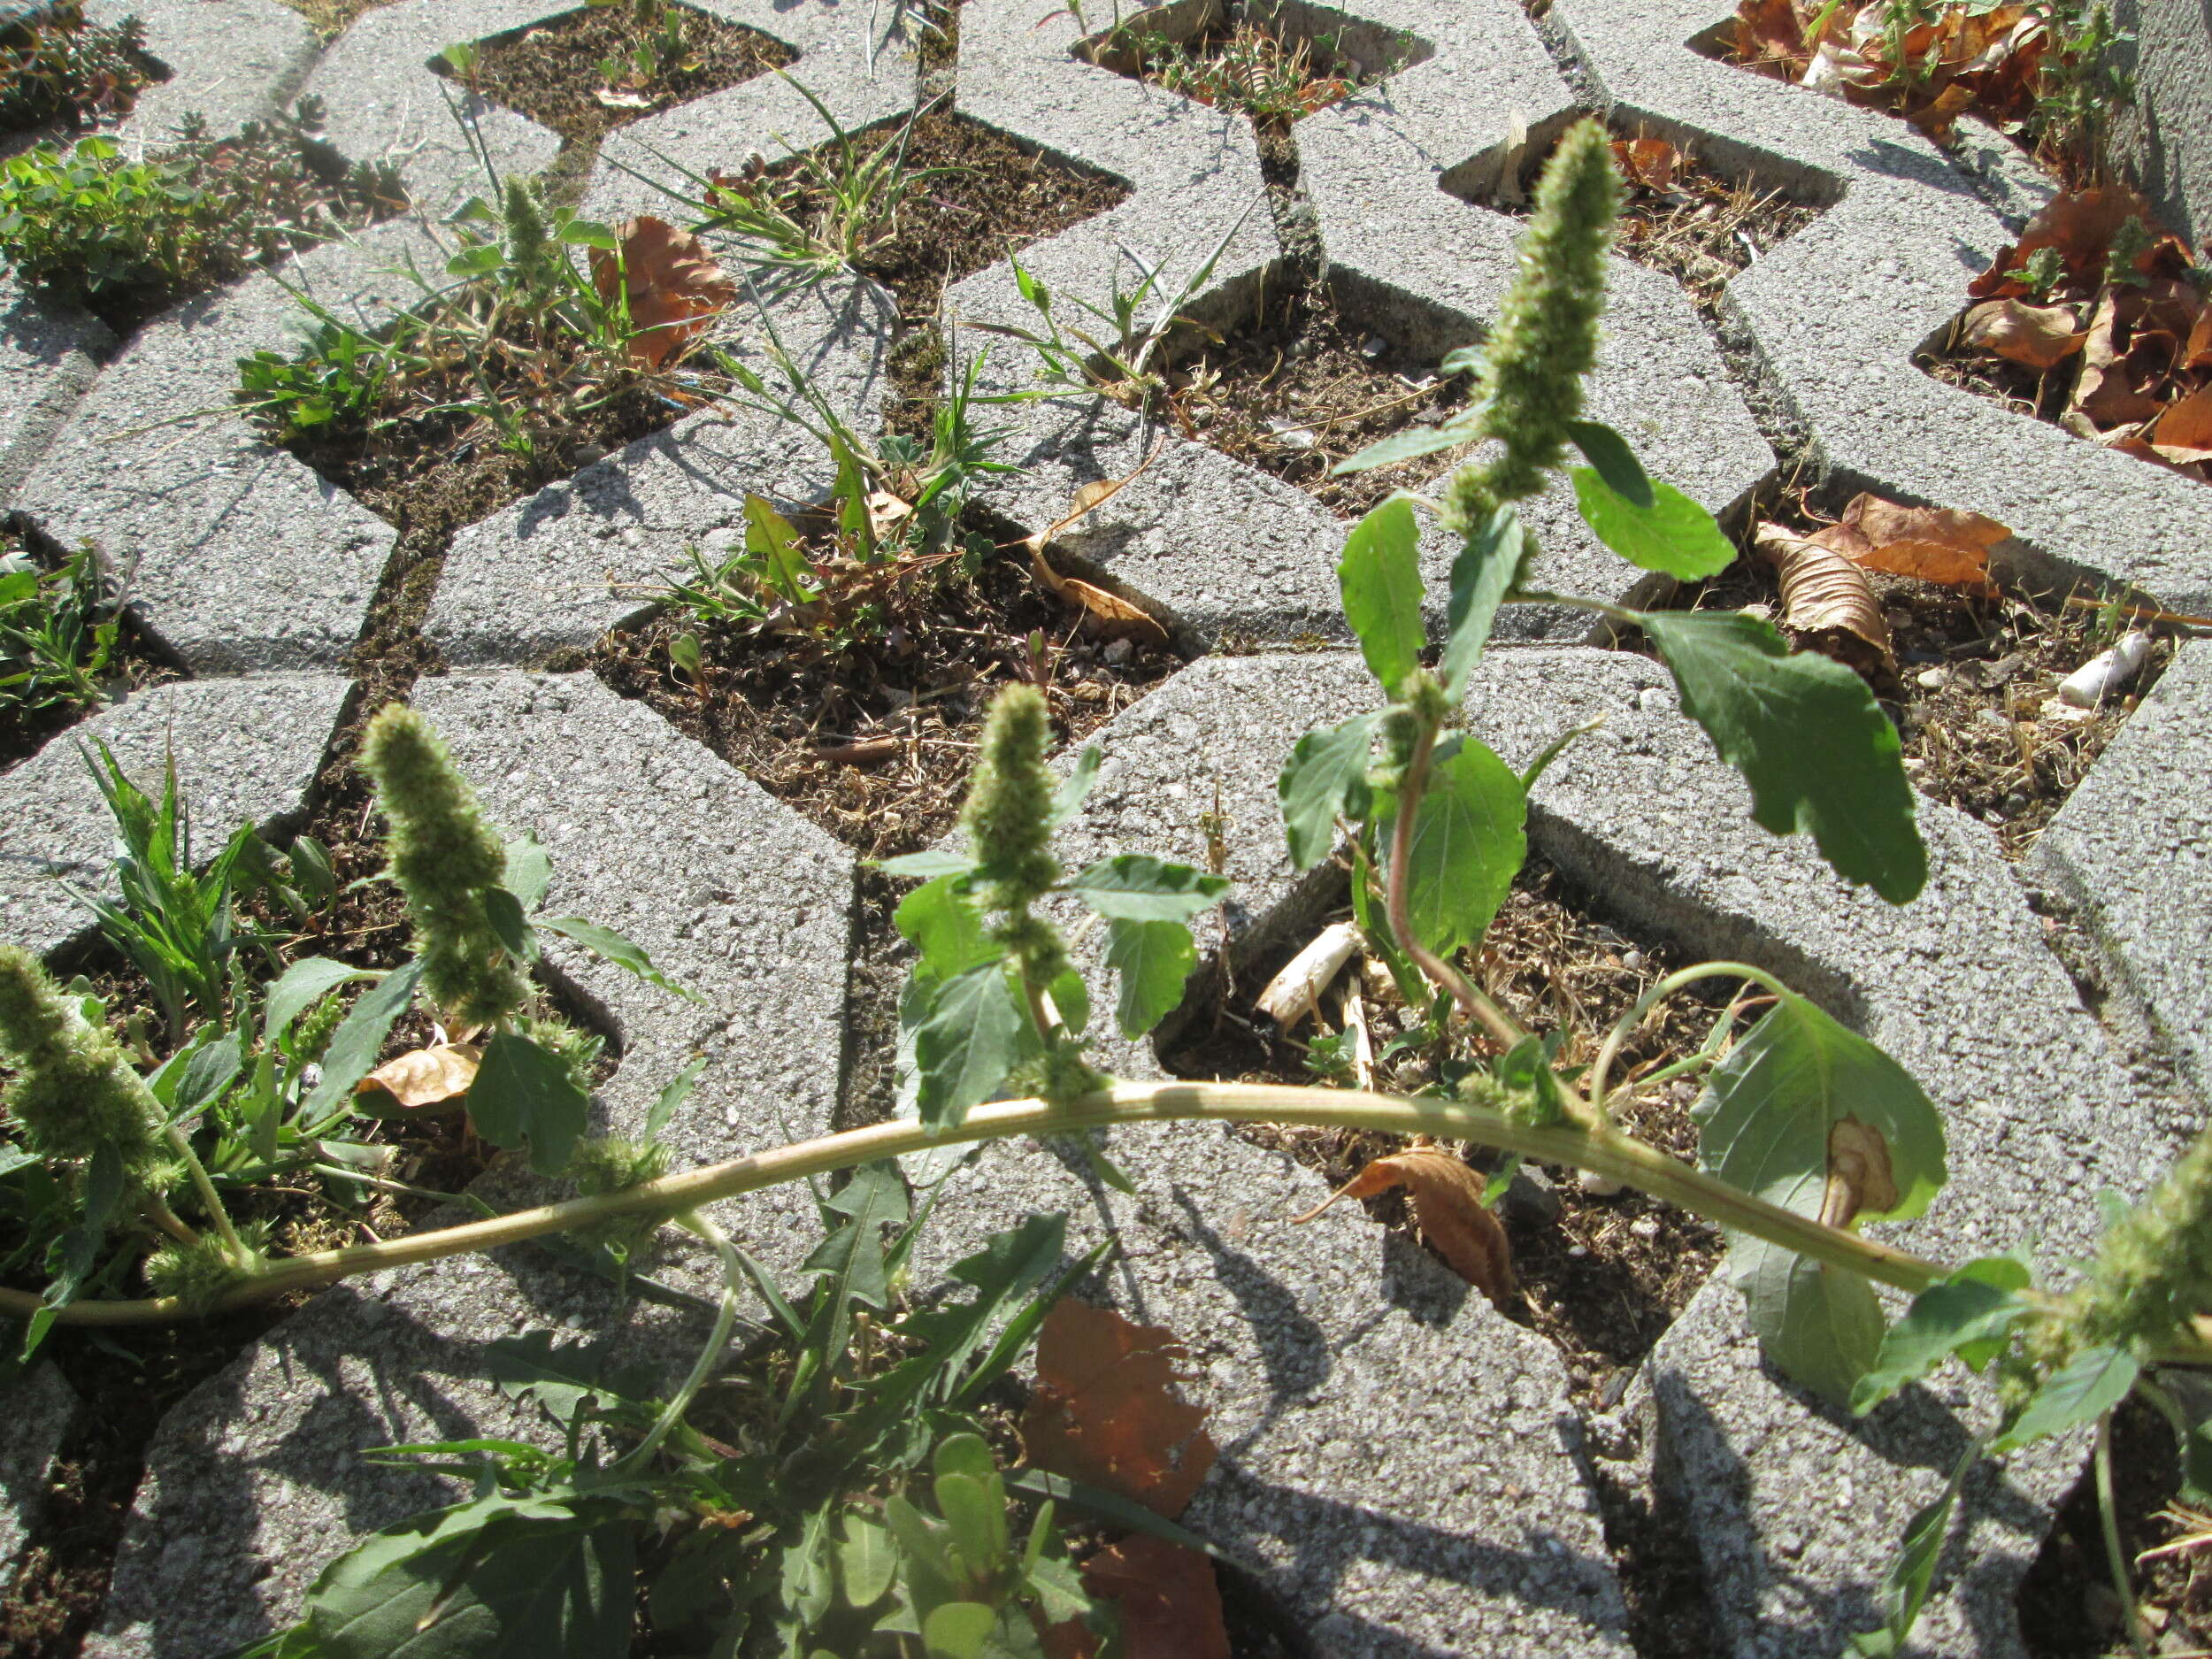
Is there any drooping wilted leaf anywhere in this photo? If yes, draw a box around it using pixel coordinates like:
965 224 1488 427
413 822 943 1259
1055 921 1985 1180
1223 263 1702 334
1754 522 1895 672
1297 1148 1515 1306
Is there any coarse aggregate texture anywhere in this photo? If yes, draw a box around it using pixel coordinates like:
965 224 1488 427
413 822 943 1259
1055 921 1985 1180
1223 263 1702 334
405 671 856 1272
84 0 320 147
1548 0 2212 617
2111 0 2212 248
0 1360 81 1585
584 0 920 226
0 674 349 960
918 1125 1638 1658
0 270 108 507
426 276 898 664
86 1201 710 1659
301 0 566 216
11 216 446 672
2031 639 2212 1102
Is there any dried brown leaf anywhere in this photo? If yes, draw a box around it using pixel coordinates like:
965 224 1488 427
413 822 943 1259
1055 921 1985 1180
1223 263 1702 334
1755 522 1896 671
1041 1535 1232 1659
1609 136 1680 194
2150 383 2212 461
356 1042 480 1112
1958 297 2085 369
1821 1115 1900 1228
1021 1300 1217 1520
1832 493 2009 590
1970 186 2157 299
1025 449 1171 640
589 216 737 369
2184 305 2212 371
2070 291 2168 429
1303 1149 1516 1306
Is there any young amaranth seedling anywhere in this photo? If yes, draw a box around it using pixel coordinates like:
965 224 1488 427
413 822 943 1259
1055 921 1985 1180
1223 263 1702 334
3 121 2210 1657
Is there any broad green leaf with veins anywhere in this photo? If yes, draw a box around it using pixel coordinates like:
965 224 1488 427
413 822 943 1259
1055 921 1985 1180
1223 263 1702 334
1389 736 1526 956
1571 470 1735 578
1279 710 1379 872
1103 917 1197 1038
1694 994 1947 1402
1337 495 1425 695
1636 610 1927 902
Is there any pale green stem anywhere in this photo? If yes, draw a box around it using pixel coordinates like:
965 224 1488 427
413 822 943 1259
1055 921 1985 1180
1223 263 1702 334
1585 961 1795 1118
610 1209 744 1477
2097 1409 2153 1659
165 1125 249 1264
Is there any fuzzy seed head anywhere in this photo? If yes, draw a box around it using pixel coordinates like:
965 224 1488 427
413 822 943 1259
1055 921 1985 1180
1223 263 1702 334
0 943 163 1169
1443 118 1619 534
2045 1121 2212 1362
961 685 1061 911
360 704 530 1030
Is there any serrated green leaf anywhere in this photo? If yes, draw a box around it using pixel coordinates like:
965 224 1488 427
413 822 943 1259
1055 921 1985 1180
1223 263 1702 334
1637 610 1926 902
1563 419 1655 509
1103 917 1196 1039
1694 994 1947 1402
468 1029 591 1175
1337 496 1425 695
1993 1345 2139 1454
1391 736 1525 956
895 875 1001 987
1438 506 1524 697
302 1502 634 1659
913 960 1036 1131
1571 470 1735 578
1851 1269 2032 1415
1064 855 1229 921
1279 710 1379 872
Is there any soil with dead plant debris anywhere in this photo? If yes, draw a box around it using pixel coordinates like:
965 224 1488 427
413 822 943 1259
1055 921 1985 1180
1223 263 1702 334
273 0 389 39
1156 280 1476 518
0 557 183 774
1171 856 1726 1408
1084 6 1405 130
436 4 794 156
1479 130 1820 319
586 542 1182 862
2018 1396 2211 1657
1676 536 2179 860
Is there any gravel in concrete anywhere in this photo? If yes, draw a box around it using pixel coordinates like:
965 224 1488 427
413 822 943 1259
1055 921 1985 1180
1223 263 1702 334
0 271 108 507
2031 639 2212 1102
0 675 348 962
0 1361 81 1586
12 217 442 672
87 0 319 146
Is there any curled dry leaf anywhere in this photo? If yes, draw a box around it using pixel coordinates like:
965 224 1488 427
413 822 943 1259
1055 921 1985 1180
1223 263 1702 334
1026 450 1171 644
1958 297 2085 369
356 1042 481 1113
1609 136 1680 194
2070 291 2169 429
1827 493 2009 591
1040 1533 1232 1659
1755 522 1895 672
589 216 737 369
1294 1148 1515 1307
1020 1299 1218 1519
1970 187 2157 299
2151 383 2212 462
1820 1115 1901 1228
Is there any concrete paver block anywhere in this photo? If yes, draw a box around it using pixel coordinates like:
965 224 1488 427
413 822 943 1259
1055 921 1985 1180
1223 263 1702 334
0 270 109 507
0 1361 81 1585
87 0 319 145
2031 639 2212 1101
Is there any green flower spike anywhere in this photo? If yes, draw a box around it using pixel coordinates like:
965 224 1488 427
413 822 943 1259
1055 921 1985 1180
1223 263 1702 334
2046 1120 2212 1363
0 942 163 1171
359 703 531 1031
1442 115 1620 535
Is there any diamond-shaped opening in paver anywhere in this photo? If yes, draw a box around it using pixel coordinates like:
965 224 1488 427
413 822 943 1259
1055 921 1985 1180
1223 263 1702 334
1072 0 1434 129
1163 850 1724 1405
1467 123 1829 323
696 107 1133 432
1669 510 2176 856
1138 265 1477 518
429 4 795 153
276 0 396 42
1913 221 2212 494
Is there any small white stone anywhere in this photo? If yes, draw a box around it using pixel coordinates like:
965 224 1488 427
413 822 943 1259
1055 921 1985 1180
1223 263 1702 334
1578 1170 1624 1196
